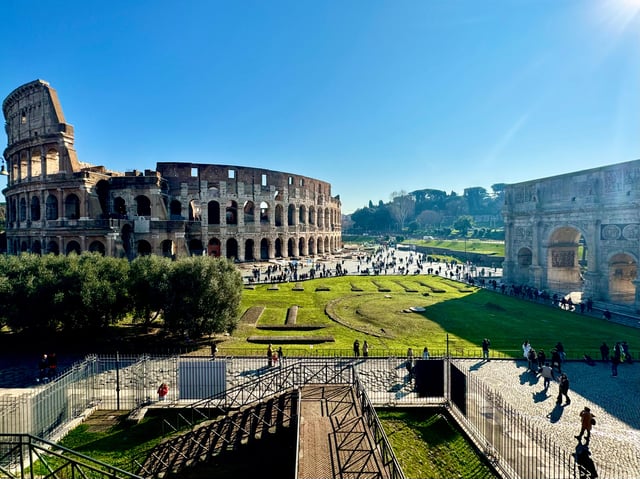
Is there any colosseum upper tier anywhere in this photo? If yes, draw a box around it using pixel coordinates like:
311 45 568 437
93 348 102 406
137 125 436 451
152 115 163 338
1 80 342 259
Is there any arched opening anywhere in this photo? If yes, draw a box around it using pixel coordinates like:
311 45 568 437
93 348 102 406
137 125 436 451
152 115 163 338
308 206 315 225
30 196 41 221
316 237 323 254
65 194 80 220
288 204 295 226
288 238 295 257
308 237 315 255
66 241 81 255
137 240 152 256
32 240 42 255
275 204 284 227
20 241 28 252
260 201 270 224
275 238 283 258
45 149 59 175
47 240 60 255
208 238 221 257
170 200 183 219
227 238 238 260
208 201 220 225
226 238 238 260
45 194 58 220
189 239 204 256
260 238 270 260
135 195 151 217
89 241 106 255
114 197 127 217
31 150 42 177
298 237 306 256
226 200 238 225
244 201 255 224
299 205 306 224
547 227 584 293
189 200 201 221
325 209 331 228
245 239 255 261
161 240 174 257
317 208 323 228
608 253 637 305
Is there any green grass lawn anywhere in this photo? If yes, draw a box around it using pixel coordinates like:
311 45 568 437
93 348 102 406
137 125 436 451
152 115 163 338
224 275 640 359
409 239 505 256
377 408 498 479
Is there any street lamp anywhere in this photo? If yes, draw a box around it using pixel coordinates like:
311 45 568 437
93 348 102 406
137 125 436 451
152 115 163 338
0 158 8 176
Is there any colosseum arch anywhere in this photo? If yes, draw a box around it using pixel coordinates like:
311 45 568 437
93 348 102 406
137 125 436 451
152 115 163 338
245 239 255 261
226 200 238 225
137 240 152 256
32 240 42 255
66 241 81 255
288 204 295 226
65 194 80 219
45 148 59 175
31 149 42 177
89 241 106 255
275 204 284 227
208 238 221 257
170 200 182 219
275 238 283 258
260 238 270 260
45 194 58 220
208 201 220 224
244 201 255 224
226 238 238 259
503 159 640 311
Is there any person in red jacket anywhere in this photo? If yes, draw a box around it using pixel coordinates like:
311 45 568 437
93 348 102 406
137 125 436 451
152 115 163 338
157 383 169 401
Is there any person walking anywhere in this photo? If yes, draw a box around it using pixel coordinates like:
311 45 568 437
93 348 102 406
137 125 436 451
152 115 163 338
556 373 571 405
267 343 273 367
575 406 595 444
482 338 491 361
539 362 555 390
362 340 369 358
599 342 610 362
612 342 621 377
353 339 360 357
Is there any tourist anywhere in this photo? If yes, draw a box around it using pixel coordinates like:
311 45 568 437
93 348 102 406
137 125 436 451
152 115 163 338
539 362 555 390
362 340 369 358
353 339 360 357
482 338 490 361
267 343 273 367
599 342 610 362
611 343 621 377
556 373 571 405
157 383 169 401
575 406 595 445
422 346 430 359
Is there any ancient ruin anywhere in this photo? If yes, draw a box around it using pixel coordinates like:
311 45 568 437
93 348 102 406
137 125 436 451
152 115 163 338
503 159 640 311
2 80 342 259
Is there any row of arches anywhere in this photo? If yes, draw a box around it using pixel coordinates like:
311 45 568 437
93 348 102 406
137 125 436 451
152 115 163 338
9 233 341 263
9 147 61 181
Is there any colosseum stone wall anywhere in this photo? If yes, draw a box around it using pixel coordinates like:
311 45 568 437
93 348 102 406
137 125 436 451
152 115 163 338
1 80 341 259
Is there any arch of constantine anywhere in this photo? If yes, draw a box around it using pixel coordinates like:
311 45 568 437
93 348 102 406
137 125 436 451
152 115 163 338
2 80 341 259
502 159 640 311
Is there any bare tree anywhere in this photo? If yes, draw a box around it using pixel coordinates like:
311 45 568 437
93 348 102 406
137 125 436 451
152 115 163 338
389 190 415 232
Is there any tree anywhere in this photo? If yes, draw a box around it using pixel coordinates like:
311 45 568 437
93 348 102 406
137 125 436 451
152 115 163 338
416 210 442 230
129 255 172 326
163 256 243 338
454 216 474 237
389 190 415 232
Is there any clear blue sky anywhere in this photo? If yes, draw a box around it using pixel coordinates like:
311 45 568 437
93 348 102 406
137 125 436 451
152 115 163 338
1 0 639 214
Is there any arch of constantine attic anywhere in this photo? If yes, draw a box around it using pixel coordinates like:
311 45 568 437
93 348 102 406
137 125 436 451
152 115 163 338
502 159 640 311
2 80 342 259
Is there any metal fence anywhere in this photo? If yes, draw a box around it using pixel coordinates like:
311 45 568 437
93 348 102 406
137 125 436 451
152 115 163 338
0 354 621 479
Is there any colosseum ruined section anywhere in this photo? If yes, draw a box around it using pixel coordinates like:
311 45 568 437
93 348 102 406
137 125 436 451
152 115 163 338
1 80 342 259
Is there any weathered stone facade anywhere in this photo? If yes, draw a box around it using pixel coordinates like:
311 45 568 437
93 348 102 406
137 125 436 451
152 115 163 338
503 159 640 310
2 80 342 259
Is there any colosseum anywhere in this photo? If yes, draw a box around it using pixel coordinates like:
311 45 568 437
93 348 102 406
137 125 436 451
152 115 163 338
1 80 342 259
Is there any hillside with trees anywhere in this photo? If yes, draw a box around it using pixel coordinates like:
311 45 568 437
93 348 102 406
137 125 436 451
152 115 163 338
344 184 505 240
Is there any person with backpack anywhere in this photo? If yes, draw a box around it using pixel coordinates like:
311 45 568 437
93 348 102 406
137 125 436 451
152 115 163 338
575 406 595 445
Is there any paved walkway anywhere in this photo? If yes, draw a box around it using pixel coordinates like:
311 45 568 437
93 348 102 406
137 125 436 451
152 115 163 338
458 358 640 478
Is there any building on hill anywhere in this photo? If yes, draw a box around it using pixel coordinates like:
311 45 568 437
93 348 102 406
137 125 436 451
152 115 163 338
1 80 341 259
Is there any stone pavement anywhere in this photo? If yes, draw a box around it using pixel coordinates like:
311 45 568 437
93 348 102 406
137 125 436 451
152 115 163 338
458 358 640 478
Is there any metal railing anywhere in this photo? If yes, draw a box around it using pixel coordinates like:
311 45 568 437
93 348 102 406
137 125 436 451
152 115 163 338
0 355 627 479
